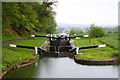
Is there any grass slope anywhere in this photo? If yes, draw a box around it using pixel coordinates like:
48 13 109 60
2 33 46 71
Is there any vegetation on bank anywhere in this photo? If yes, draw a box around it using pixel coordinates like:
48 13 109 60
1 1 119 74
2 1 56 72
98 33 118 50
75 38 114 60
2 35 46 71
98 33 119 57
1 32 46 72
74 33 119 60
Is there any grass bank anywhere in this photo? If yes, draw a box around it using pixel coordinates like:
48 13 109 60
98 33 118 50
74 38 115 60
2 33 46 72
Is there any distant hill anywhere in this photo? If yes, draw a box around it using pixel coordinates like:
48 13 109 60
57 23 89 32
105 27 118 33
56 23 117 33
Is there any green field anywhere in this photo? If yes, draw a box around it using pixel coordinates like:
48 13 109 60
74 33 118 60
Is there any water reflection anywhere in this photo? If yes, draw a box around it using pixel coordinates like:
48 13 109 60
4 57 118 78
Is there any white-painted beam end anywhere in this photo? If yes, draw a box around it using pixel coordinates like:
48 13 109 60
31 35 35 37
10 44 17 47
98 44 106 48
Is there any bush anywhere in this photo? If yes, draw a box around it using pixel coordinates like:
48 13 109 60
113 51 120 57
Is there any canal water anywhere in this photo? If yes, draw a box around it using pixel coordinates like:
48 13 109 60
4 57 118 78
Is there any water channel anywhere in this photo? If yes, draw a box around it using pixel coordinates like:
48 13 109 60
4 57 118 78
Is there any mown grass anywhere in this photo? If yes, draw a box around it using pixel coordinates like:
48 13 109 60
2 33 46 71
2 47 34 70
74 38 100 46
98 33 118 50
74 38 115 60
14 37 46 47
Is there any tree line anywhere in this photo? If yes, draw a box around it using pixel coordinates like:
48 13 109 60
2 1 57 35
69 24 106 38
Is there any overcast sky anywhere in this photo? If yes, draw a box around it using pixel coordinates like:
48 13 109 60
54 0 119 25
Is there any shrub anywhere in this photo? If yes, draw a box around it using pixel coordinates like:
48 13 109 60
89 24 106 38
113 51 120 57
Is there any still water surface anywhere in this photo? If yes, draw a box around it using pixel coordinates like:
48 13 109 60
4 57 118 78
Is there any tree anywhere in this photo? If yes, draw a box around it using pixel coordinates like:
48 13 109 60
2 2 57 35
69 28 76 35
89 24 106 38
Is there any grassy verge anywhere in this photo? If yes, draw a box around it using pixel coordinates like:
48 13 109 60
2 47 34 70
98 33 118 50
98 33 119 57
74 38 115 60
2 33 46 71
